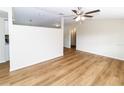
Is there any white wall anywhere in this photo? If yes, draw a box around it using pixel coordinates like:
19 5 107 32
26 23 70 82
5 21 9 34
10 25 63 71
0 17 5 63
64 24 71 48
77 19 124 60
5 44 9 61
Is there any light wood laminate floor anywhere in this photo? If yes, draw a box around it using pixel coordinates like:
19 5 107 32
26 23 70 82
0 48 124 86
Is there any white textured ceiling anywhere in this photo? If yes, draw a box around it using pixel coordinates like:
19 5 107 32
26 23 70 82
13 7 124 28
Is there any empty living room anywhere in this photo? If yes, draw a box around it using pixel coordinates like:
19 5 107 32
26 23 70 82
0 7 124 86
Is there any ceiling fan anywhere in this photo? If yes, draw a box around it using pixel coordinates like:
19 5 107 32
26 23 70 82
72 7 100 21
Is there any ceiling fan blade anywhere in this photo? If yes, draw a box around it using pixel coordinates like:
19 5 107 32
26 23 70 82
84 15 93 17
72 10 78 15
73 17 77 19
79 11 83 15
85 9 100 14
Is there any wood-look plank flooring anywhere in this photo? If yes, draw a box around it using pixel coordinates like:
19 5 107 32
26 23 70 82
0 48 124 86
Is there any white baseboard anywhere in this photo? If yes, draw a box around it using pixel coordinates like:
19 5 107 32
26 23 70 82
76 49 124 61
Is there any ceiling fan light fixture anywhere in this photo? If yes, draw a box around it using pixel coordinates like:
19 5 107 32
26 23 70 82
72 7 100 22
81 16 85 21
75 16 80 21
75 16 85 22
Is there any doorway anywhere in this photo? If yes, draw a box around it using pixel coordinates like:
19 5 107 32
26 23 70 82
71 27 76 49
